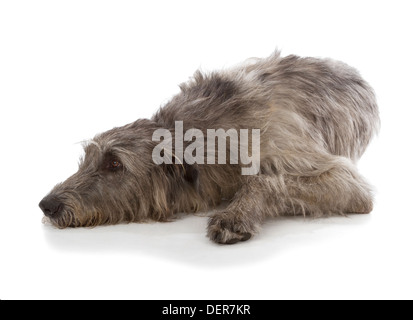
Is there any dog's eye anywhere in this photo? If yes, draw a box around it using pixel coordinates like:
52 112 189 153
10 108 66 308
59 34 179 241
109 159 122 170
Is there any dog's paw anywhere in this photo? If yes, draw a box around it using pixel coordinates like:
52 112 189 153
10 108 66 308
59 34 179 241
207 213 255 245
347 198 374 214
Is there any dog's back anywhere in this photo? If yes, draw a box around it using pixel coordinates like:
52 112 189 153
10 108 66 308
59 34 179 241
154 52 379 166
232 52 380 162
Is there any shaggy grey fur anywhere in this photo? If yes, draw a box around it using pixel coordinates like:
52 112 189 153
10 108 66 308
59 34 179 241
39 51 379 244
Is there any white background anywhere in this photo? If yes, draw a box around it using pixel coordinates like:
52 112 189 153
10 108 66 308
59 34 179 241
1 0 412 300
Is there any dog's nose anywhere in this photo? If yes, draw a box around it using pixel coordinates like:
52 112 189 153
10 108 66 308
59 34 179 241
39 196 64 217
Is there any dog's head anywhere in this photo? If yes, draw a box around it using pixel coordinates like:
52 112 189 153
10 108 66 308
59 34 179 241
39 119 200 228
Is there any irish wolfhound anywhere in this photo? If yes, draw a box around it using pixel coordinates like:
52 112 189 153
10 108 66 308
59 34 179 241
39 51 379 244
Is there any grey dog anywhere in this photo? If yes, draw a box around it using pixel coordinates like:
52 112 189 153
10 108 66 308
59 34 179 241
39 51 379 244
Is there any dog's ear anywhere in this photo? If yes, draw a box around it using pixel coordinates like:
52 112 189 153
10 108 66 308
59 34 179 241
163 159 200 192
182 162 199 191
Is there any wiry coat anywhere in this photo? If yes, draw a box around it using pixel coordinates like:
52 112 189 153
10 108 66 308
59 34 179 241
40 51 379 244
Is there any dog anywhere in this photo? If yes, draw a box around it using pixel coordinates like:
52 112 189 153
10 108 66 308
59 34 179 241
39 51 379 244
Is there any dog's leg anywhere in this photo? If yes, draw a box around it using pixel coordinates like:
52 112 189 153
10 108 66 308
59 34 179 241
282 163 374 215
207 175 273 245
207 162 373 244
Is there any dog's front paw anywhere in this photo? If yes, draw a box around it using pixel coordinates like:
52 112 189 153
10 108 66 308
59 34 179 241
207 213 255 244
